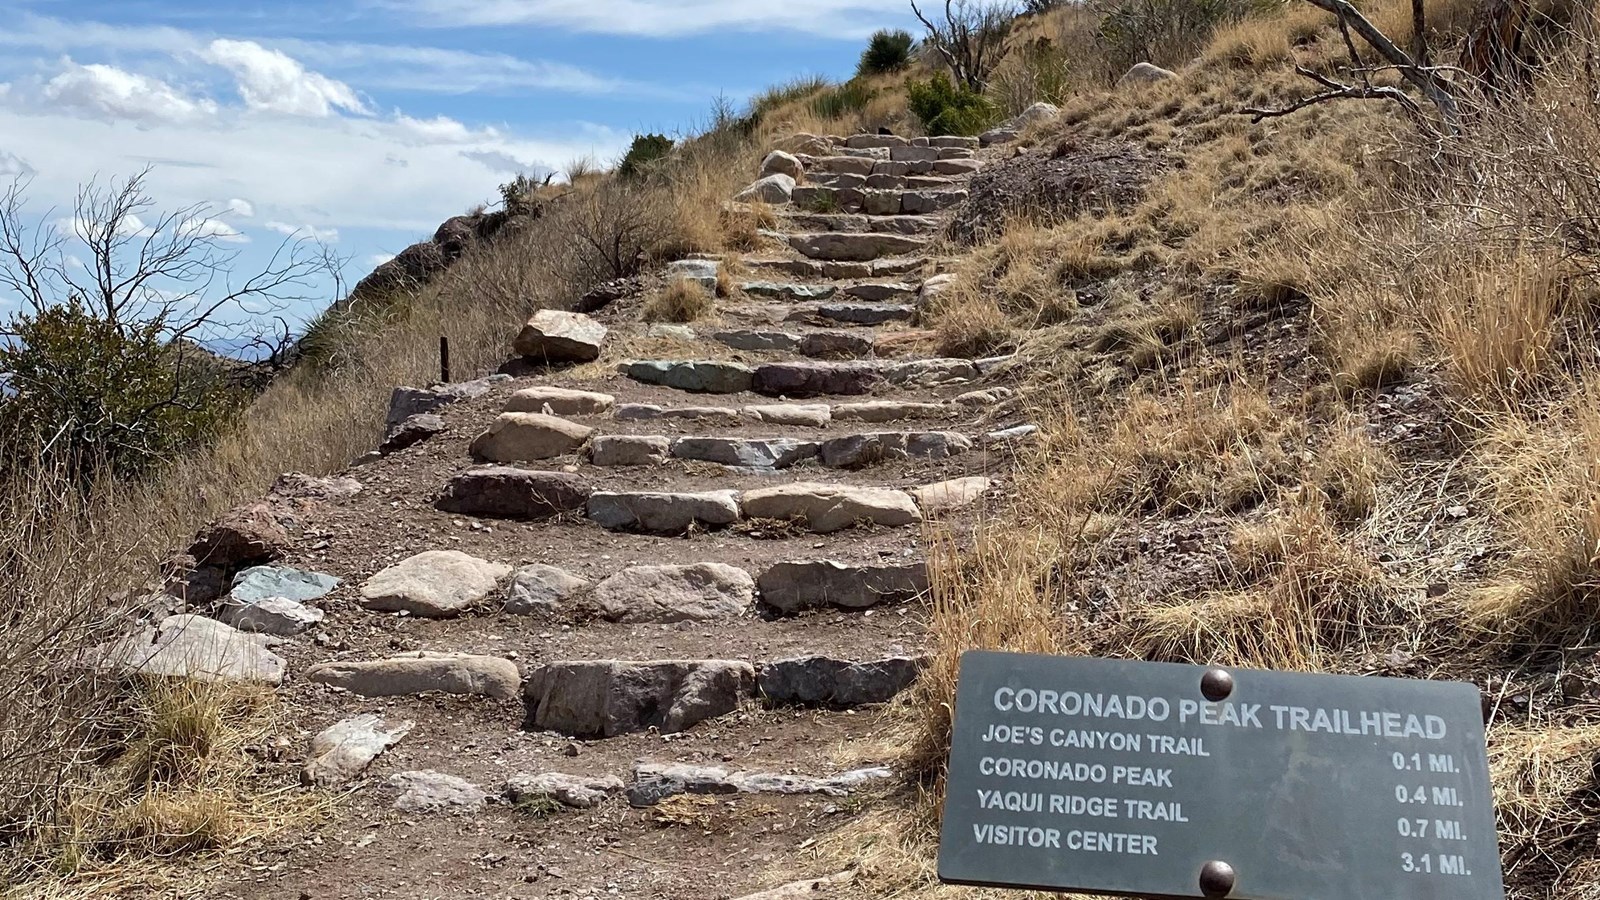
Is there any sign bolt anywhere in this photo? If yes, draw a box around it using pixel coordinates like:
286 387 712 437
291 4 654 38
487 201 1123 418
1198 860 1236 897
1201 668 1235 702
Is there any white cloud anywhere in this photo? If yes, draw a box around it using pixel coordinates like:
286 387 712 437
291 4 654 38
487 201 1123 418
43 59 217 125
392 113 498 145
265 221 340 243
0 149 31 177
59 212 152 240
393 0 944 37
225 197 254 217
368 252 396 267
201 39 369 118
179 216 248 243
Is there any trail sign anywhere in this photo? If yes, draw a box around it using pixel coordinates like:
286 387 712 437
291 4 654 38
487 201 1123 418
937 651 1505 900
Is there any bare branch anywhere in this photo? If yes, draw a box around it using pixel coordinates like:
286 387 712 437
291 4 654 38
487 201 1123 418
1300 0 1460 131
1246 65 1423 123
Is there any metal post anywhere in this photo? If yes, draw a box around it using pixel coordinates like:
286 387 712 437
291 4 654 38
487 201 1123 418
440 335 451 384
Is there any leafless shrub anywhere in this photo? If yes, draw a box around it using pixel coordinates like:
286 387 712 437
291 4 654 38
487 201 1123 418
912 0 1020 91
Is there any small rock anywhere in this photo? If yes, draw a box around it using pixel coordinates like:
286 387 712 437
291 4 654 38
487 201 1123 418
1119 62 1178 87
587 490 742 533
228 565 340 605
188 503 289 570
590 564 755 623
984 424 1039 444
504 387 615 417
271 472 364 501
666 259 719 291
506 773 624 810
303 714 413 786
388 771 488 813
359 550 511 618
381 413 446 453
307 651 522 700
505 564 592 617
469 412 593 463
512 309 607 363
219 596 325 636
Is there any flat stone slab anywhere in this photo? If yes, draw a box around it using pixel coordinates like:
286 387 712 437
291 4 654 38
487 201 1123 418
227 565 339 605
912 476 993 514
833 400 948 423
884 358 980 386
671 437 818 469
752 362 882 397
799 331 874 359
591 563 755 623
844 282 918 302
506 773 625 810
360 550 511 617
624 360 755 394
96 615 286 685
307 651 522 700
505 386 615 417
385 375 508 427
505 564 591 616
470 412 593 463
524 660 755 737
381 414 446 453
436 467 594 519
388 771 488 813
985 423 1040 444
513 310 606 363
303 714 413 787
744 404 832 427
811 303 915 325
587 490 742 533
628 761 892 806
219 596 325 636
741 483 921 534
818 431 973 468
615 404 742 423
589 435 671 467
741 282 837 301
759 656 927 708
787 232 928 263
711 329 801 353
666 258 719 290
757 560 930 614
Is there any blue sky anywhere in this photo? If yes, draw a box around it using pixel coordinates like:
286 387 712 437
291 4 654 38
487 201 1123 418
0 0 940 335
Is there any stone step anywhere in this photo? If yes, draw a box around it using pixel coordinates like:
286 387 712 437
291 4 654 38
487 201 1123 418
843 282 918 302
786 232 930 262
780 212 943 236
576 480 959 534
737 255 931 281
586 430 972 471
596 399 961 429
739 281 837 302
791 187 967 218
805 171 966 191
790 303 916 326
757 560 929 613
621 359 754 394
710 328 876 359
588 490 742 533
524 659 754 737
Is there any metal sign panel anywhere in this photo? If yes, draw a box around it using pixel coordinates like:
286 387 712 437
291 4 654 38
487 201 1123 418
938 651 1505 900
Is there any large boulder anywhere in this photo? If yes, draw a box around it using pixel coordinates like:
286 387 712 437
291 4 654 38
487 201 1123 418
96 615 286 685
590 564 755 623
1119 62 1179 87
741 483 921 534
512 310 607 363
436 467 594 519
469 412 593 463
524 659 755 737
307 651 522 700
735 173 796 204
188 503 289 570
760 150 803 180
359 550 511 618
757 560 929 614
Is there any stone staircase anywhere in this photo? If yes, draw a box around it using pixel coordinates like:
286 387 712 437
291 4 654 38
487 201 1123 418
167 131 1027 899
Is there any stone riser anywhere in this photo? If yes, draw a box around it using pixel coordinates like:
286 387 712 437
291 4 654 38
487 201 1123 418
790 187 968 218
622 358 982 396
588 430 973 471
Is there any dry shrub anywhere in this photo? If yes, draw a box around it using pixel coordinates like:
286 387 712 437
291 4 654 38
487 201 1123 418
644 277 715 323
1490 724 1600 895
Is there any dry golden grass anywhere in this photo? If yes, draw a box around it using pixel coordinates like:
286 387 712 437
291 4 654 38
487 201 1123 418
643 277 716 323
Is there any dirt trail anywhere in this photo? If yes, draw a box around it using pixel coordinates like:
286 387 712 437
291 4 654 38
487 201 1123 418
205 134 1024 900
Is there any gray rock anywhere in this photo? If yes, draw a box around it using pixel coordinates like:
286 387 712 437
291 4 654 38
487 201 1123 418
740 483 921 533
980 101 1060 147
271 472 364 502
671 437 818 469
845 134 907 149
587 490 742 533
757 560 929 614
884 358 979 386
711 329 801 353
646 323 697 341
307 651 522 700
819 431 972 468
954 387 1015 407
469 412 593 463
590 564 755 623
628 761 892 807
984 424 1040 444
436 467 594 519
303 714 413 787
624 360 755 394
752 362 882 397
796 154 875 176
359 550 511 618
902 190 967 215
229 566 339 605
927 136 979 150
187 503 289 571
666 259 719 291
386 376 505 426
833 400 947 423
512 309 607 362
219 596 324 636
799 331 874 359
759 150 803 180
504 387 615 417
506 772 624 810
589 435 671 467
890 145 940 163
912 476 993 514
1119 62 1178 87
524 660 755 737
381 414 446 453
741 282 837 301
615 403 742 423
975 354 1016 374
844 282 917 302
95 615 286 685
787 232 928 262
505 564 591 616
812 303 915 325
743 404 832 427
735 173 796 204
918 272 958 306
862 190 901 216
760 656 927 707
934 158 982 176
388 771 488 813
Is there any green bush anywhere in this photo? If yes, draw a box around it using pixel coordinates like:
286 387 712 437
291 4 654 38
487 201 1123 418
0 300 243 485
858 29 916 76
908 74 1001 136
618 133 675 179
